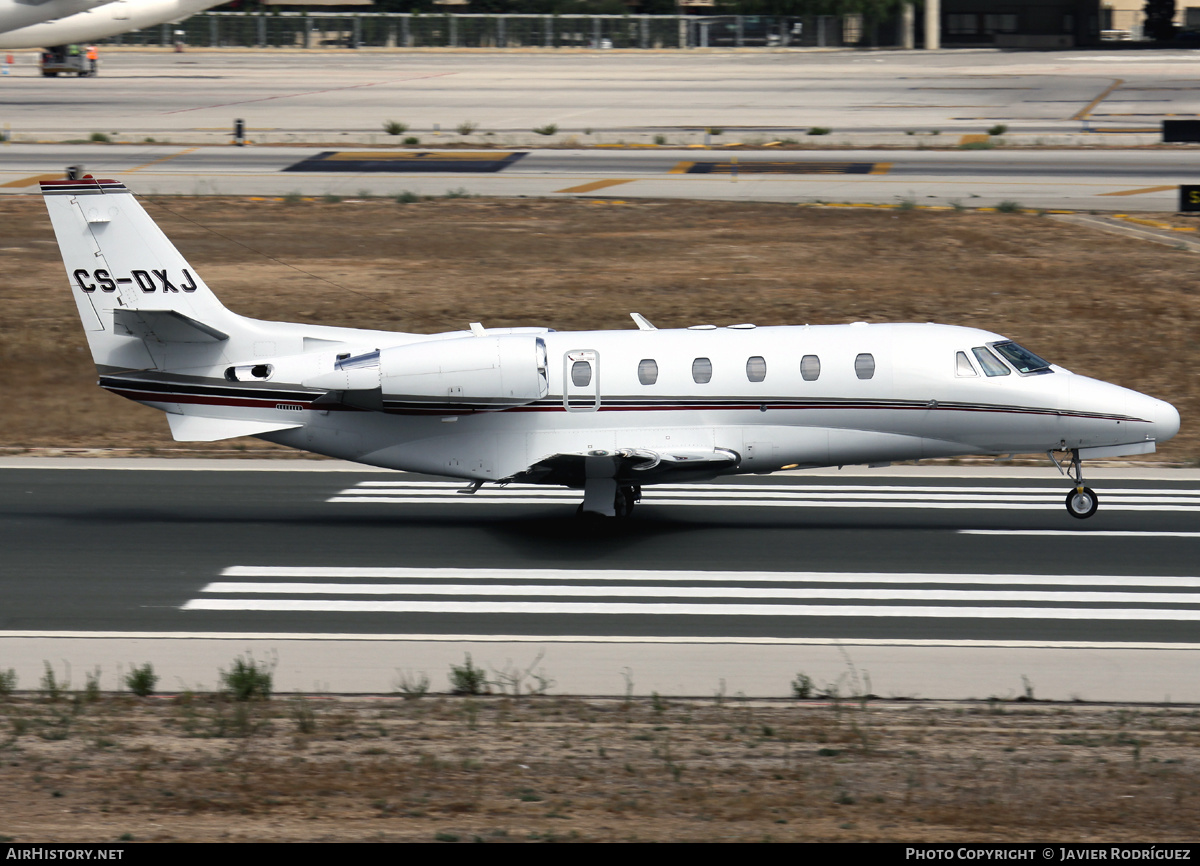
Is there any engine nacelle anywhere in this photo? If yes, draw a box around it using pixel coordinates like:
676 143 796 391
379 335 548 412
379 333 549 410
304 335 549 413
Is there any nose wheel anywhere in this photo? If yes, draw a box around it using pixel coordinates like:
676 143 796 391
1066 486 1098 520
1051 448 1099 520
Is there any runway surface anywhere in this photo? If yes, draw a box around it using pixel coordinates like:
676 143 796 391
3 460 1198 698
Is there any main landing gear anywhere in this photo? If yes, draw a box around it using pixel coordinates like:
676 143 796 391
1051 448 1098 520
577 481 641 518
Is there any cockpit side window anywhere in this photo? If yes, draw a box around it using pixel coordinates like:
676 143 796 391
955 351 978 377
991 341 1053 375
972 346 1010 377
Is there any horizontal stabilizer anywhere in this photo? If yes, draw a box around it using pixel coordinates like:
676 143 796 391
113 309 229 344
166 415 301 442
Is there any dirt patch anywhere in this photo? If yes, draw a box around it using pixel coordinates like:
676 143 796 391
1 195 1196 461
1 690 1197 843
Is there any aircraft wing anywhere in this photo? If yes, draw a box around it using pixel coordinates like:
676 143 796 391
509 446 740 487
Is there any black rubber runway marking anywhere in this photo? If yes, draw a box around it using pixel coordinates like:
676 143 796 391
283 151 528 173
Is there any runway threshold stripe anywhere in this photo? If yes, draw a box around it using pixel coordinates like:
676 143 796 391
181 599 1200 620
335 489 1200 504
326 496 1200 511
961 530 1200 538
220 568 1200 588
199 582 1200 604
343 482 1200 496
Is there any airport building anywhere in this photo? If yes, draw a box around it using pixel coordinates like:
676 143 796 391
120 0 1156 49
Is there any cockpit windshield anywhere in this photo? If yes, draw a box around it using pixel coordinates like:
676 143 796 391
991 341 1053 375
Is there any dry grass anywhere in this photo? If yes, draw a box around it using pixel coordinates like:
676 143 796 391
0 196 1196 460
1 691 1199 842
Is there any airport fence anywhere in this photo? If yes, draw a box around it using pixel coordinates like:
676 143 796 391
111 12 861 50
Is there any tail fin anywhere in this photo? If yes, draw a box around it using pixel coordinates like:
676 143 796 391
41 176 242 373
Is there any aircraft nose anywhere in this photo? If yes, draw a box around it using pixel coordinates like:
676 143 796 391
1154 398 1181 445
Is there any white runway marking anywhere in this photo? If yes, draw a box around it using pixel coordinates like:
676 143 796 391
328 481 1200 512
960 530 1200 538
200 582 1200 605
182 599 1200 620
184 567 1200 621
222 566 1200 588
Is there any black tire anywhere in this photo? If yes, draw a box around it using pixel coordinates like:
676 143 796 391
618 486 636 517
1066 487 1098 520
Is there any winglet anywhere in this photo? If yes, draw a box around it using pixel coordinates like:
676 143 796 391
630 312 656 331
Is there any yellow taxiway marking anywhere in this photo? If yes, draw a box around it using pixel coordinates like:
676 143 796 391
0 173 64 188
1072 78 1124 121
323 151 514 161
555 178 636 194
1099 185 1177 197
128 146 199 173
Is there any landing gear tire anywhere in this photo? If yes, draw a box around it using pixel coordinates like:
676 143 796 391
1066 487 1098 520
615 485 637 518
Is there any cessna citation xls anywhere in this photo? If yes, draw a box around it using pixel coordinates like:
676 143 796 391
43 176 1181 518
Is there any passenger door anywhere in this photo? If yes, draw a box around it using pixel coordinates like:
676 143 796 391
563 349 600 412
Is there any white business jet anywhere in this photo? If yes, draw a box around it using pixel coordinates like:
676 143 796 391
41 175 1181 518
0 0 223 49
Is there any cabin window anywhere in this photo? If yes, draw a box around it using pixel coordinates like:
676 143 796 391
855 353 875 380
692 357 713 384
800 354 821 381
746 356 767 383
571 360 592 387
638 359 658 386
972 346 1010 377
955 351 978 377
992 341 1053 375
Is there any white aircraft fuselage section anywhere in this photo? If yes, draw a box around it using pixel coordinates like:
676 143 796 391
0 0 105 36
43 176 1180 518
0 0 225 49
100 320 1167 479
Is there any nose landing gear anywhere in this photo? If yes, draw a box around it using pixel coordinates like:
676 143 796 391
1051 448 1099 520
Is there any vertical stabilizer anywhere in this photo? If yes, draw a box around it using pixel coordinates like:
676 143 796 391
41 177 242 372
